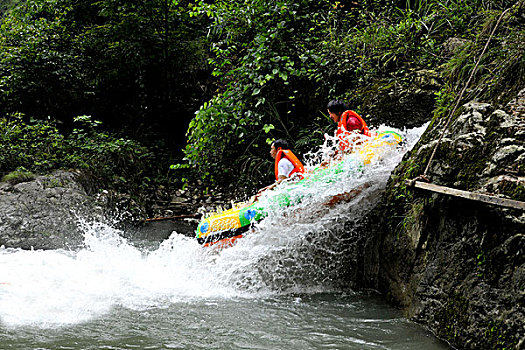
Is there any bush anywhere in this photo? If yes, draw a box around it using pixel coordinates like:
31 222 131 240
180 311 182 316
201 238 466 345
181 0 491 191
0 113 159 199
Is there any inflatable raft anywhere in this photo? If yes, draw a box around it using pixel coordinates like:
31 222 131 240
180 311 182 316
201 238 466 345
196 130 403 247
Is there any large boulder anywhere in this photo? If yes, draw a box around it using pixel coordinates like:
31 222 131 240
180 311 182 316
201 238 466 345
0 170 103 250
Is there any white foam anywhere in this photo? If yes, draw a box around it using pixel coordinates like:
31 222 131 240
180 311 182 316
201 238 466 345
0 124 427 328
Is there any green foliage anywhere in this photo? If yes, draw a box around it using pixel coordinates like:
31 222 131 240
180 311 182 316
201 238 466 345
183 0 336 188
0 0 514 198
0 1 86 118
439 3 525 106
181 0 493 190
0 114 65 172
0 0 210 149
0 114 157 199
295 112 333 154
1 167 35 185
334 0 483 82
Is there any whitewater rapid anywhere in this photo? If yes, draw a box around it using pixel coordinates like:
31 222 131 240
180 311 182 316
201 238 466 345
0 124 428 329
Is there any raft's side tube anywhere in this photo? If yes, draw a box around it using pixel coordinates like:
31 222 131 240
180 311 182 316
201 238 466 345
196 203 264 244
195 130 403 246
358 131 403 164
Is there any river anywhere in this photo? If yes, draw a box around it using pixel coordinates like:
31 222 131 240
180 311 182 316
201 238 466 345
0 124 449 349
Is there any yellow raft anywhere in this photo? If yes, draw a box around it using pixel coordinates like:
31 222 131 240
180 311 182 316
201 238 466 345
196 130 403 247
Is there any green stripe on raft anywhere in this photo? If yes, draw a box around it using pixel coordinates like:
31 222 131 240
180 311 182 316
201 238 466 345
196 130 403 243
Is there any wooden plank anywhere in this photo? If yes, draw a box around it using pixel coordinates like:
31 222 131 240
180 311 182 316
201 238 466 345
406 180 525 210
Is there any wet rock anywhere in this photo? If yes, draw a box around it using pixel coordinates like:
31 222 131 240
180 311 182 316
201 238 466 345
132 218 198 240
365 97 525 349
170 196 187 204
442 37 470 55
0 170 103 250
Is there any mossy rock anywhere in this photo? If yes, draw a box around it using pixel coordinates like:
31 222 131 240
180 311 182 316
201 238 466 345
2 169 36 185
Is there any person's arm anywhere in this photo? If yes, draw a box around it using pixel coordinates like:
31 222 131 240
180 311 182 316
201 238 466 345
252 158 294 201
252 175 287 200
265 174 287 189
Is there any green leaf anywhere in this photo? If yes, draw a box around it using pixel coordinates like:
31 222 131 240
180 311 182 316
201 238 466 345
263 124 274 133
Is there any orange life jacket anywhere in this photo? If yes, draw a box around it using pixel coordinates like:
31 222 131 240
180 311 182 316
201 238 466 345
274 149 305 181
336 110 371 152
337 110 371 137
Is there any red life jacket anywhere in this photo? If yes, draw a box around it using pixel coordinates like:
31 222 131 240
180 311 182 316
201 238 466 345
336 110 371 152
274 149 305 181
337 110 371 137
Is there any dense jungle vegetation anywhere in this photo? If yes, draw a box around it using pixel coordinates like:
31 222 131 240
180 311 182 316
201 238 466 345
0 0 520 213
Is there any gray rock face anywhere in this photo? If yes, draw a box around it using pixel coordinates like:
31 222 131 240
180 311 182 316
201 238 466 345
0 170 103 250
369 97 525 349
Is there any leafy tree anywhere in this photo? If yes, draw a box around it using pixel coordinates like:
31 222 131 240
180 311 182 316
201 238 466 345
0 0 211 150
183 0 336 189
0 1 87 121
181 0 496 192
76 0 211 144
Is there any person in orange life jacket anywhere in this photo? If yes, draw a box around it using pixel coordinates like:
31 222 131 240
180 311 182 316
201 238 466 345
253 139 305 200
327 100 371 155
322 101 372 204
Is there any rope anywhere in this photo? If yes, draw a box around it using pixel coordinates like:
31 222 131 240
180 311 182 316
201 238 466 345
420 7 513 180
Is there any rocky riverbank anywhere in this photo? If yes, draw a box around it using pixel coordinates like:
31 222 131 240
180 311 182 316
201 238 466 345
0 170 102 249
365 95 525 349
0 169 243 249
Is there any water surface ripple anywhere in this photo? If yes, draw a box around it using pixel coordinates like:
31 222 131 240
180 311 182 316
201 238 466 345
0 124 448 349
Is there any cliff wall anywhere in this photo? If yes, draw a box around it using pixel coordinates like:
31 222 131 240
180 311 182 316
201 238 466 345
374 99 524 349
360 2 525 347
